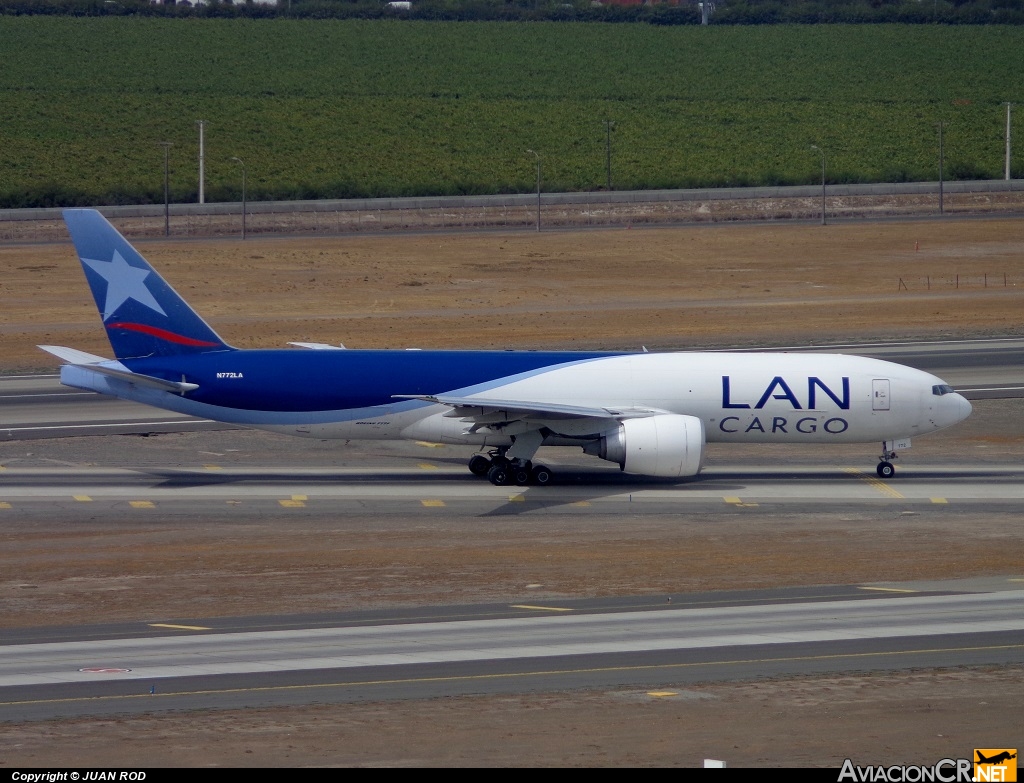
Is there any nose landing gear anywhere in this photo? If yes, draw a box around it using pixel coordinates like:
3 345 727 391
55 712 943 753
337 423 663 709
876 443 898 478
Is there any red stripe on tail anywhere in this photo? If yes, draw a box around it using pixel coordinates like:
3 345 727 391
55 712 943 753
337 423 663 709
107 322 222 348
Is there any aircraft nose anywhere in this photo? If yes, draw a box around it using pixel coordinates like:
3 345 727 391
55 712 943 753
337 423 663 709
957 393 973 422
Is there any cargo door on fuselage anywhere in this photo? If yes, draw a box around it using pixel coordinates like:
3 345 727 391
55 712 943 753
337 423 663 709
872 379 890 411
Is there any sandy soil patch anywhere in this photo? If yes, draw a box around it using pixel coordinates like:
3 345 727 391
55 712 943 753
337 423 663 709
2 218 1024 373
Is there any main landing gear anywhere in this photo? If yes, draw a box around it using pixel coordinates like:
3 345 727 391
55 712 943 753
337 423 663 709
876 443 898 479
468 450 553 486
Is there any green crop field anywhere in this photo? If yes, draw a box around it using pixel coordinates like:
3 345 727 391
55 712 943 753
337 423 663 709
1 17 1023 206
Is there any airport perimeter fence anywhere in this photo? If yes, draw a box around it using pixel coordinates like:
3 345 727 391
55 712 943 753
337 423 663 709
897 273 1021 291
0 181 1022 242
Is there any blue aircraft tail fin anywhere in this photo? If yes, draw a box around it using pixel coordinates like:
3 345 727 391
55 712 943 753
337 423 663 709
63 209 233 360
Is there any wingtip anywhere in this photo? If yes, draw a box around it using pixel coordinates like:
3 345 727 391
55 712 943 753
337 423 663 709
37 345 111 365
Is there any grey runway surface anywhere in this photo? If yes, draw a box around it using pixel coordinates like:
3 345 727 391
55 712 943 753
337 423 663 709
0 374 229 440
1 464 1024 515
3 582 1024 720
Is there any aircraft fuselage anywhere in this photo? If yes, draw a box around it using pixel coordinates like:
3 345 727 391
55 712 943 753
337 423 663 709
62 348 970 446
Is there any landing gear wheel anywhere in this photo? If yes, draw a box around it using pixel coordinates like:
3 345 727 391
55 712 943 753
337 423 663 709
487 463 512 486
468 454 491 477
530 464 553 486
512 464 532 486
876 461 895 479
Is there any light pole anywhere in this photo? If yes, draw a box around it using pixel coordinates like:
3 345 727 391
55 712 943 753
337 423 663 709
810 144 826 226
196 119 206 204
937 121 945 215
1006 103 1013 182
603 120 615 190
526 149 540 232
158 141 172 237
231 156 246 240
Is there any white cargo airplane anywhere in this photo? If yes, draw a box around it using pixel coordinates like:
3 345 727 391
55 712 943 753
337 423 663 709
40 209 972 485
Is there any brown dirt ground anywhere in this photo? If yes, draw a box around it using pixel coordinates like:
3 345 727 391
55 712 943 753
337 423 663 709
2 218 1023 767
3 217 1024 368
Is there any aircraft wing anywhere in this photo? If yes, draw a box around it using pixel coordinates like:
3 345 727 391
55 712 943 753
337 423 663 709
394 393 661 423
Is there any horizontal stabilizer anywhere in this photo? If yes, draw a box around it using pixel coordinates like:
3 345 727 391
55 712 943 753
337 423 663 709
288 341 347 350
40 345 198 394
76 364 199 394
38 345 111 365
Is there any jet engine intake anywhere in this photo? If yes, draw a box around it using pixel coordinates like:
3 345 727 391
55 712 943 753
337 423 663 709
596 414 705 477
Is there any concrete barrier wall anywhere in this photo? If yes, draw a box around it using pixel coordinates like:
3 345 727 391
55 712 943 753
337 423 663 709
1 180 1021 242
2 180 1021 220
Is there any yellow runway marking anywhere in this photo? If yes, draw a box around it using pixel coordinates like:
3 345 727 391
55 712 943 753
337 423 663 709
279 500 305 508
73 495 92 502
203 464 223 471
6 641 1022 711
724 496 758 507
418 463 438 470
931 498 948 504
0 502 10 509
129 501 154 508
421 499 445 507
291 495 307 501
858 586 918 593
416 441 444 448
843 468 905 498
510 605 573 612
647 691 679 698
149 623 212 631
508 494 526 502
571 501 591 507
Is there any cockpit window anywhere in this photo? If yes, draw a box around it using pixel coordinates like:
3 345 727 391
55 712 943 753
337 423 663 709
932 384 955 396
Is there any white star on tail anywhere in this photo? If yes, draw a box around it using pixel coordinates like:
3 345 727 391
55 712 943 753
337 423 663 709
81 250 167 320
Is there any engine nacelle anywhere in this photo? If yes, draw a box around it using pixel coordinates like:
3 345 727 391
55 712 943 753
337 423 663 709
595 414 705 477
